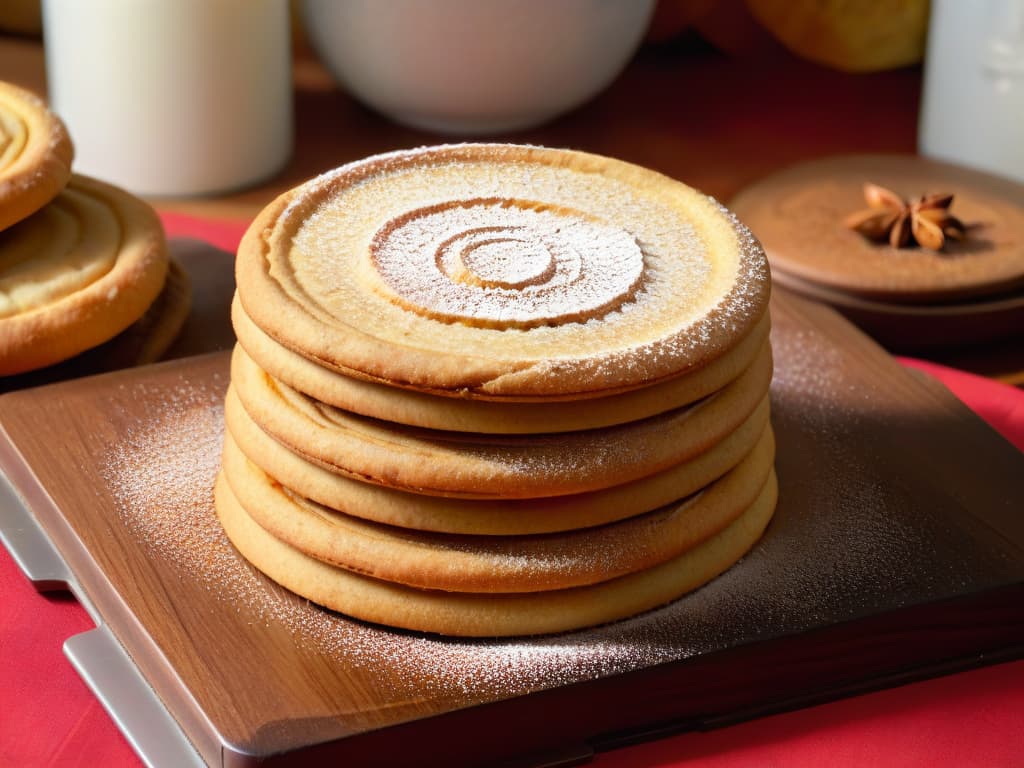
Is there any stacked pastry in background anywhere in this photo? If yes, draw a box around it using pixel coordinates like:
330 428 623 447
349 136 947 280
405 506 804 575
218 144 776 637
0 80 189 379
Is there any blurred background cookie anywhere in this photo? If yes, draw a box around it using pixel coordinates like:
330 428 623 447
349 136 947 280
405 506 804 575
0 80 73 231
0 174 169 375
0 258 190 391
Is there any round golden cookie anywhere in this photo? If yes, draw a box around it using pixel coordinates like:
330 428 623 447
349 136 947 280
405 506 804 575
221 423 775 593
214 469 778 637
0 81 74 232
235 143 770 400
730 154 1024 303
0 174 169 375
224 384 772 535
229 341 773 499
0 258 189 392
232 293 771 433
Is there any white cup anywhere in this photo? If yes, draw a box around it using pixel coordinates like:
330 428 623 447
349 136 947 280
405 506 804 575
43 0 293 197
919 0 1024 183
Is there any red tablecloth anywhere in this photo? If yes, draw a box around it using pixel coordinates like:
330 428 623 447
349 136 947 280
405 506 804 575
1 215 1022 767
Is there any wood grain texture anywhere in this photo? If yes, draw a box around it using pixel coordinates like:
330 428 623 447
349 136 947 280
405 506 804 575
0 292 1021 766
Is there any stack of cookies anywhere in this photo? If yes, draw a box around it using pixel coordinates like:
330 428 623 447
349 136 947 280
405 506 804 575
218 144 776 637
0 80 188 378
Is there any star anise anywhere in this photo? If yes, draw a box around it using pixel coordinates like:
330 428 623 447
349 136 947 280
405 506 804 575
844 182 967 251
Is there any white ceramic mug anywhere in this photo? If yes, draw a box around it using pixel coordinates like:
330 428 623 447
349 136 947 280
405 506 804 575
919 0 1024 183
43 0 293 197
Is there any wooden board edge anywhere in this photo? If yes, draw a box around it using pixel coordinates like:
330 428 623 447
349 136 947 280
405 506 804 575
0 423 227 767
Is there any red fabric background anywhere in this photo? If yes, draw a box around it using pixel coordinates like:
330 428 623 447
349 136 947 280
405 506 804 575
1 215 1022 767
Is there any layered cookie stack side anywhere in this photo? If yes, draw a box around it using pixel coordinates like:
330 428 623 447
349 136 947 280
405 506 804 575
0 80 189 378
219 144 775 637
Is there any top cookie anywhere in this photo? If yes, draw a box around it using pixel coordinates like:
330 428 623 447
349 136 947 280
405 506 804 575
0 81 74 232
236 144 770 399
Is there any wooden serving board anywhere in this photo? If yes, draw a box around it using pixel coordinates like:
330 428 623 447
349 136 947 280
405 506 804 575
1 292 1023 767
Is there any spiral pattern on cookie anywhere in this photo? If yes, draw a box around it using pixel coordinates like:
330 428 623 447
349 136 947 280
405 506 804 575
371 198 645 329
0 108 27 172
0 81 74 233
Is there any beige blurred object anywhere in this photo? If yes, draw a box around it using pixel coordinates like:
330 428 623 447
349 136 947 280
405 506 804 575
0 0 41 36
43 0 293 197
745 0 930 72
301 0 656 134
919 0 1024 185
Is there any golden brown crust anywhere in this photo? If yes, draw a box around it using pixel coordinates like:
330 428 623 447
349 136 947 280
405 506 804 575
235 144 770 399
232 292 771 432
0 259 189 391
0 81 73 232
224 386 772 534
221 424 775 593
0 174 169 375
230 341 773 498
214 468 778 637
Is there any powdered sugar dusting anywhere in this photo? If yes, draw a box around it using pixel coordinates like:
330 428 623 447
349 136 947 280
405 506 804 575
371 199 644 329
103 373 226 565
94 328 1019 712
764 314 1016 624
251 144 770 395
96 372 726 704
